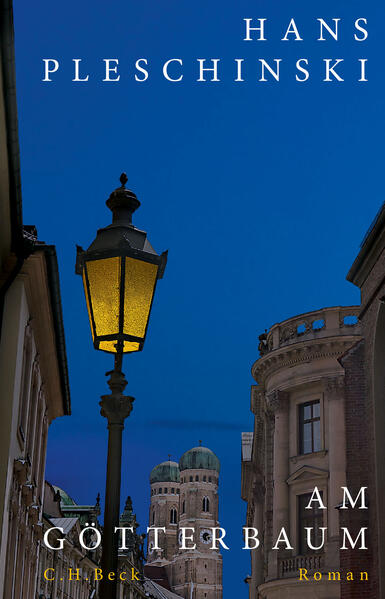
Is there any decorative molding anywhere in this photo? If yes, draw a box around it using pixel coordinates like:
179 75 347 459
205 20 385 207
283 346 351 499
290 450 327 464
251 386 264 415
266 390 289 414
286 465 328 485
323 375 345 400
253 337 358 385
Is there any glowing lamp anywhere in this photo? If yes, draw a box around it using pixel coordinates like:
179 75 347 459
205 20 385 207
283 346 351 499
76 174 167 354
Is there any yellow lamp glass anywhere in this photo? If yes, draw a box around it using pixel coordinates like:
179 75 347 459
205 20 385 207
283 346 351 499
123 258 158 339
82 254 158 354
85 256 120 339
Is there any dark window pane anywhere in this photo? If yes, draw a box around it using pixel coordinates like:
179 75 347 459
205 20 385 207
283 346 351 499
299 400 321 455
303 423 312 454
313 420 321 452
298 492 324 554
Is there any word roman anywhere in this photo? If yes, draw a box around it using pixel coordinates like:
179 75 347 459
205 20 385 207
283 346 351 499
299 569 368 582
41 18 368 85
43 487 369 552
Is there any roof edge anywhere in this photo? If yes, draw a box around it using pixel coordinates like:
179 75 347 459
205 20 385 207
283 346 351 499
347 203 385 287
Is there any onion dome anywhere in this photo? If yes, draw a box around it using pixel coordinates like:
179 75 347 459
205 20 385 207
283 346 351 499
150 460 180 484
179 446 220 473
53 486 77 506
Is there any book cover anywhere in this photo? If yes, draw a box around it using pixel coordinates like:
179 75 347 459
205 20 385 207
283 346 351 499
0 1 381 598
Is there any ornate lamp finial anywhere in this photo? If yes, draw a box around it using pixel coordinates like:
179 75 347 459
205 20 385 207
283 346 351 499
120 172 128 188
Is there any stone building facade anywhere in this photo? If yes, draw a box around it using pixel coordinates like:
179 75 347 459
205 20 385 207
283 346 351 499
0 2 71 597
146 447 223 599
0 233 71 599
345 201 385 599
241 306 362 599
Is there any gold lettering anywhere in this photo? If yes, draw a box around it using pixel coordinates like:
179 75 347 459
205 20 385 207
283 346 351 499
108 572 115 581
131 568 140 581
314 572 322 581
328 572 341 581
299 568 308 581
120 571 127 581
94 569 103 581
347 572 354 581
44 568 55 581
69 568 81 581
360 572 368 581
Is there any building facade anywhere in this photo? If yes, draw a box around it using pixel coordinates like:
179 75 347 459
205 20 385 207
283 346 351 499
146 447 223 599
241 306 362 599
0 4 72 598
0 244 71 599
344 202 385 599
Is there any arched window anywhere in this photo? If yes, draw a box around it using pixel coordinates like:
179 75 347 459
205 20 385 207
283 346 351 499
182 500 185 514
202 496 210 512
170 507 177 524
152 510 155 525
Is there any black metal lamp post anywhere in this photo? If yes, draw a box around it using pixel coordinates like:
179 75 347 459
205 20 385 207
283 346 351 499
76 174 167 599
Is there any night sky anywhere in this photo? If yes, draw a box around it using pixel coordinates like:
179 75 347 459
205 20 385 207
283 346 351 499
13 0 383 596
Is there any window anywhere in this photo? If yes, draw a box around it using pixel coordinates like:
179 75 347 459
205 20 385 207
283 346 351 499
203 476 206 482
170 508 177 524
18 329 33 443
164 488 168 494
299 400 321 454
177 489 180 494
298 492 324 554
158 488 162 494
189 476 193 482
171 488 174 494
208 476 212 482
152 510 155 525
202 496 210 512
182 500 185 513
195 475 199 481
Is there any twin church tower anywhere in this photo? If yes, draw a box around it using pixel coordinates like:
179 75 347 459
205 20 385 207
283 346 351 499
146 445 223 599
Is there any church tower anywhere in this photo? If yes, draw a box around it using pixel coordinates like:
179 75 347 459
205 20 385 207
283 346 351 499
146 446 223 599
171 446 223 599
147 460 180 563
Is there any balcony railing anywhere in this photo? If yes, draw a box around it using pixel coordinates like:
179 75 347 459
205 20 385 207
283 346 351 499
279 553 324 578
259 306 360 356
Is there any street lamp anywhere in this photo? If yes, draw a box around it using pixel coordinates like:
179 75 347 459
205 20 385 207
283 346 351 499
76 173 167 598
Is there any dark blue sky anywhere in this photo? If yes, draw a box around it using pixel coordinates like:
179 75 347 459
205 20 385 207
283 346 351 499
13 0 382 596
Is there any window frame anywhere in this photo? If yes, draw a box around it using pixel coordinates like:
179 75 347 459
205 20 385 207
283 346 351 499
298 399 322 455
297 491 325 555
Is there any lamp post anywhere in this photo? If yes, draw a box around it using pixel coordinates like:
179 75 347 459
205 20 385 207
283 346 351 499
76 174 167 599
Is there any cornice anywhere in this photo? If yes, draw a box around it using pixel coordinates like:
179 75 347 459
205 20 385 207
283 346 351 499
252 335 360 385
